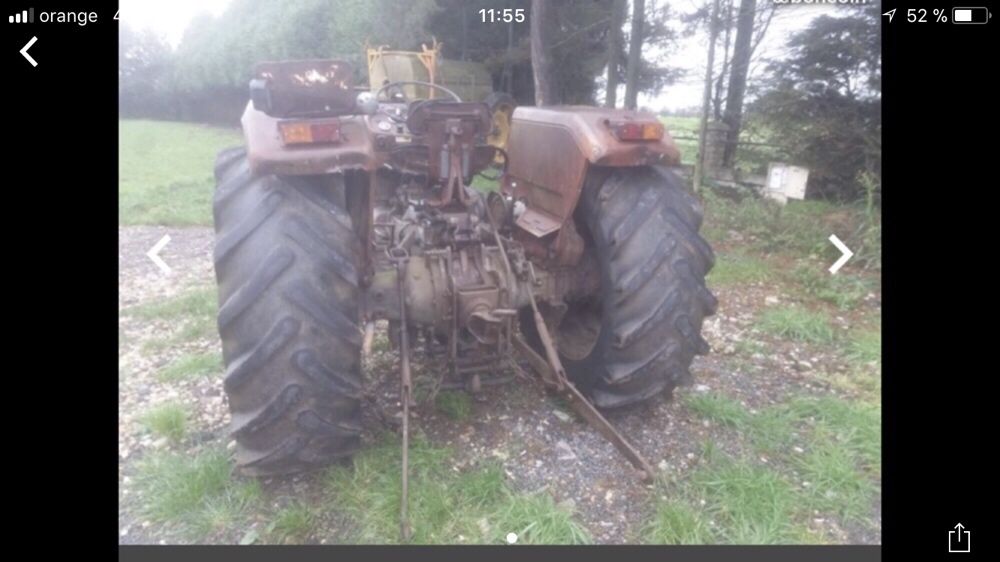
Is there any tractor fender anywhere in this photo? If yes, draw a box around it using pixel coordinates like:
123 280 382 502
241 102 379 176
503 106 681 263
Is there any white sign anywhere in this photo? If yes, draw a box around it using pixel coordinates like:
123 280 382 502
765 163 810 204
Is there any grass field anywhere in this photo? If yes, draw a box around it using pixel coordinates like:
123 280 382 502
658 115 787 176
119 119 881 544
119 120 242 226
659 116 699 165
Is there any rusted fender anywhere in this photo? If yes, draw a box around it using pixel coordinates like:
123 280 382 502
504 106 680 258
241 102 378 176
507 106 681 168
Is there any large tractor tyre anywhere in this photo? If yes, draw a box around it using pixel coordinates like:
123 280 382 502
212 147 364 475
484 92 517 165
520 166 718 409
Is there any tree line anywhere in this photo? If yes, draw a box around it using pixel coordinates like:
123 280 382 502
120 0 679 121
119 0 880 199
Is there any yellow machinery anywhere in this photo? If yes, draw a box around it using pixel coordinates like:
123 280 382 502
366 39 515 162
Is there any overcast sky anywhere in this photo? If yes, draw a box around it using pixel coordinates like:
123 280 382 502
121 0 845 111
642 3 843 110
120 0 231 46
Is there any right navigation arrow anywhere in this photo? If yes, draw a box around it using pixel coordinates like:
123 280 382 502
828 234 854 275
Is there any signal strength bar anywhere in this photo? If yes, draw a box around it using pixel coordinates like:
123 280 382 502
9 8 33 23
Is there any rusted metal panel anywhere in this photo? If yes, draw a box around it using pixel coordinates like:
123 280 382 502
505 106 681 265
241 103 378 175
515 207 561 237
510 106 681 167
506 121 588 224
254 60 357 118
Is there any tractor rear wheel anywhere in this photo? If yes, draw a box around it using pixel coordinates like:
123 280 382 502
521 166 717 408
212 147 364 475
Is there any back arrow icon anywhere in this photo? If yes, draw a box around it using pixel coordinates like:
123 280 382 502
20 36 38 67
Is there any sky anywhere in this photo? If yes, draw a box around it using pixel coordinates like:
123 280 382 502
121 0 846 111
640 3 843 111
120 0 231 47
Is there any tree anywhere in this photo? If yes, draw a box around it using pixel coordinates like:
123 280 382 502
720 0 755 167
125 0 680 122
694 0 722 191
711 0 733 120
119 24 175 118
426 0 533 102
753 4 881 199
623 0 645 109
530 0 557 105
604 0 625 107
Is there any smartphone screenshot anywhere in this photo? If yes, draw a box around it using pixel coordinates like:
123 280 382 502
7 0 987 558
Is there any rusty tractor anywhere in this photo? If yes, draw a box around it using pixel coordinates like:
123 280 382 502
214 59 716 537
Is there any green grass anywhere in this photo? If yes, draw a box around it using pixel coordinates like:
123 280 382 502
783 397 880 474
158 352 223 382
134 449 268 541
790 264 872 310
657 115 787 174
702 191 841 258
435 391 473 420
324 436 589 544
756 306 834 344
655 393 881 542
846 330 881 368
188 480 263 539
685 394 748 428
659 116 699 165
702 189 881 272
141 402 189 443
707 253 772 286
643 502 714 544
135 448 232 522
691 457 800 543
119 120 242 226
492 492 591 545
792 437 875 523
269 502 316 544
125 286 219 350
659 115 700 135
127 286 217 322
827 329 882 400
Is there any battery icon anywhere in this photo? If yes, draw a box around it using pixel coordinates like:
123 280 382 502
952 7 990 24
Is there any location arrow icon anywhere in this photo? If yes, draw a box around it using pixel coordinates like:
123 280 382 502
147 234 172 274
828 235 853 275
883 9 896 23
20 36 38 67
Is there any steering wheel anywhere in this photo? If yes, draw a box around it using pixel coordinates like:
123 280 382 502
374 80 462 104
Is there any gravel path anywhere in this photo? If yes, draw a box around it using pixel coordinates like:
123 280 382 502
118 225 880 545
119 226 215 308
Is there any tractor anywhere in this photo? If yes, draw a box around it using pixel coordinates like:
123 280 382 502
213 58 716 536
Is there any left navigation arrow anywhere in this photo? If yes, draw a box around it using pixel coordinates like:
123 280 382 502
20 36 38 67
147 235 172 274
